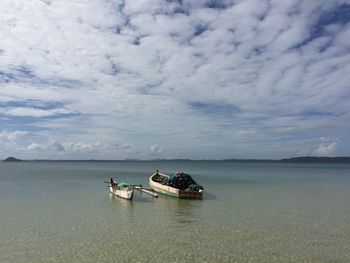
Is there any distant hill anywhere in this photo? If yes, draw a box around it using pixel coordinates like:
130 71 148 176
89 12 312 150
280 157 350 163
3 157 22 162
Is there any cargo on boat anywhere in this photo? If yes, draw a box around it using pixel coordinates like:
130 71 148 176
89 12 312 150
149 171 204 199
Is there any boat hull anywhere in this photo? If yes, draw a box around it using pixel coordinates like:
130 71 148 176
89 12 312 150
109 186 134 200
149 172 203 199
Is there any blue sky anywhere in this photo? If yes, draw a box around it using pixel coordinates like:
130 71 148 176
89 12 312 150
1 0 350 159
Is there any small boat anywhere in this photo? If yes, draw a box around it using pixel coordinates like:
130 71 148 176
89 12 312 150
109 178 134 200
149 171 204 199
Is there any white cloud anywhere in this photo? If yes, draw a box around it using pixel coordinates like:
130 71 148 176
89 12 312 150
0 107 75 117
0 130 27 142
24 138 139 157
312 141 338 157
27 142 45 151
0 130 28 156
49 139 65 152
150 144 163 154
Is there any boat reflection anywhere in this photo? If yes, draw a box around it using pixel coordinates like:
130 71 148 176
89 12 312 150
109 193 134 220
157 196 204 225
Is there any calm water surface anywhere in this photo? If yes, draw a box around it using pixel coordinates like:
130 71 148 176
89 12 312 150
1 161 349 262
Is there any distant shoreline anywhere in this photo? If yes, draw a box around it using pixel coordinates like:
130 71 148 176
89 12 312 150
3 156 350 163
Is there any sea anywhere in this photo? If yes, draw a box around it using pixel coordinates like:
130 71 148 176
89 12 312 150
0 161 349 263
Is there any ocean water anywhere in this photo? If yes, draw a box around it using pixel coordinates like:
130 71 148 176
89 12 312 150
0 161 349 263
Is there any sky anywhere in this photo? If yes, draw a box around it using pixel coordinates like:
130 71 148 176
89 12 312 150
1 0 350 160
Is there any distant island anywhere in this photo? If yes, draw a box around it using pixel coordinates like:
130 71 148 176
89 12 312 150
280 157 350 163
3 157 22 162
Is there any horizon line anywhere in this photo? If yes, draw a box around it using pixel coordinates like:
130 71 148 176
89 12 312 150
3 156 350 163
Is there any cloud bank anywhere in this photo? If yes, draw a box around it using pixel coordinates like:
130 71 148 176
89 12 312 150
1 0 350 159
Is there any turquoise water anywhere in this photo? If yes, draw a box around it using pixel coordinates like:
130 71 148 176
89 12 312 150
1 161 349 262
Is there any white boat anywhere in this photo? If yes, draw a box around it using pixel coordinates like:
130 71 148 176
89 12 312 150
109 179 134 200
149 171 204 199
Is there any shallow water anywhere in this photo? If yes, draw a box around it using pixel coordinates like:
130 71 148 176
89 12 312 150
1 161 349 262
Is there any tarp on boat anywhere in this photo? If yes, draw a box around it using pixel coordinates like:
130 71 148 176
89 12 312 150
117 182 129 188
